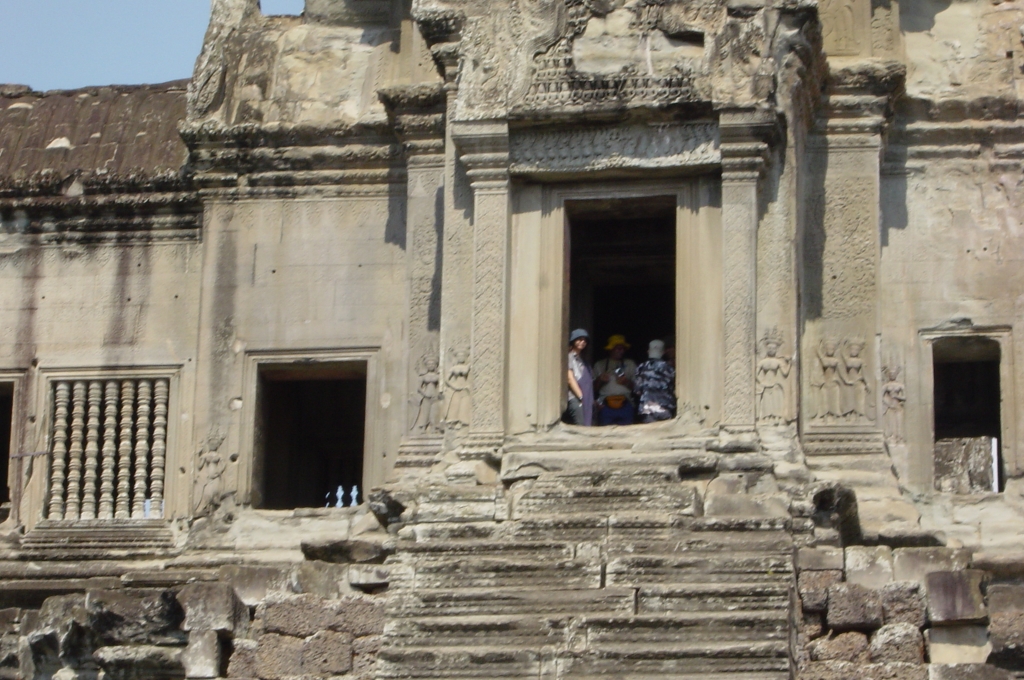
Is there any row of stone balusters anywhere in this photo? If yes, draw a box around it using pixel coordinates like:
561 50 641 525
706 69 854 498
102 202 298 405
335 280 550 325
47 378 168 521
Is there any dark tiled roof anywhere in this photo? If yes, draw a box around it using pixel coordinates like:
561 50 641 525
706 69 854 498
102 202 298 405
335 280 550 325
0 81 189 182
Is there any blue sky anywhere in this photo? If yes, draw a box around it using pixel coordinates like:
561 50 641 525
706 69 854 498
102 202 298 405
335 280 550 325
0 0 304 91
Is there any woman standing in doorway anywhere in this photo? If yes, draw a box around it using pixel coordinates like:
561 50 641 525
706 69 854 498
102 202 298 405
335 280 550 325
564 329 594 426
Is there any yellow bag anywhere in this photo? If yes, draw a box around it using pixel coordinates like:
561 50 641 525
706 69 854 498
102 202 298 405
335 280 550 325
604 395 627 409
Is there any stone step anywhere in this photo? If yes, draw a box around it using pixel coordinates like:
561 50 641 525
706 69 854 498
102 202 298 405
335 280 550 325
607 552 792 586
383 615 571 648
410 557 602 590
378 641 790 679
386 587 636 618
560 641 791 676
383 611 789 649
394 540 575 558
512 484 702 519
583 612 789 644
637 583 791 613
376 646 541 678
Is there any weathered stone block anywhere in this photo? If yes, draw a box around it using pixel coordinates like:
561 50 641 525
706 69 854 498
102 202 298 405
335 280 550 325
255 633 303 680
85 589 185 645
704 493 790 517
226 638 258 678
353 634 382 679
183 629 221 679
808 631 870 662
925 571 988 624
349 564 390 590
800 570 843 612
799 661 928 679
869 623 924 664
293 561 348 599
301 537 393 564
336 596 386 637
302 630 354 675
934 437 995 494
804 612 825 640
989 610 1024 669
93 645 184 680
987 583 1024 669
260 593 385 639
928 664 1014 679
827 583 883 632
882 581 927 629
177 583 248 634
892 548 971 583
0 609 20 636
798 547 844 571
218 566 290 607
926 626 991 664
846 546 895 589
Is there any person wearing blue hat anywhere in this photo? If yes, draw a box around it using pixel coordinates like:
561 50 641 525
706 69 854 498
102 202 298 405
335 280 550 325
564 328 594 426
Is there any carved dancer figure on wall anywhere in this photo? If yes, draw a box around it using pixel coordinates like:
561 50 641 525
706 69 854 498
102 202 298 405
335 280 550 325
842 338 873 422
193 434 227 518
413 354 444 435
444 349 472 429
813 339 845 423
881 365 906 442
756 327 793 423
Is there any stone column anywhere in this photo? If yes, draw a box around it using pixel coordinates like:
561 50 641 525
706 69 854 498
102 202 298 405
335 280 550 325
452 121 510 461
801 90 890 454
719 110 777 429
380 85 447 470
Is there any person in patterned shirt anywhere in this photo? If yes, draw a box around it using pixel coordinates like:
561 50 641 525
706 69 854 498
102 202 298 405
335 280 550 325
634 339 676 423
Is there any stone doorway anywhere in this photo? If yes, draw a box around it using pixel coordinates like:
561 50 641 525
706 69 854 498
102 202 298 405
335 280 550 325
567 196 677 370
0 382 11 507
253 363 367 509
932 336 1003 493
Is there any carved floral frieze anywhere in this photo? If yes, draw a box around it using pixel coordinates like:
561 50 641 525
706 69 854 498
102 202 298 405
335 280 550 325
509 122 720 175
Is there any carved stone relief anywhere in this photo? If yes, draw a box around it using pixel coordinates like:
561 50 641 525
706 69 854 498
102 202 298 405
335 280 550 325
193 433 230 518
756 327 794 424
820 0 871 58
810 338 875 425
443 348 473 429
509 123 720 175
881 364 906 443
413 354 445 434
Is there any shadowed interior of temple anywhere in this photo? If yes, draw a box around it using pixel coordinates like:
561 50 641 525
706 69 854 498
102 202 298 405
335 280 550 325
567 196 676 365
0 383 10 507
254 363 366 509
933 336 1003 491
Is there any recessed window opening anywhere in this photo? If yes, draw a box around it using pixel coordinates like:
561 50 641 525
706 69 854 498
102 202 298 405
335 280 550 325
566 196 676 426
260 0 304 16
933 337 1003 493
254 362 366 509
0 383 11 508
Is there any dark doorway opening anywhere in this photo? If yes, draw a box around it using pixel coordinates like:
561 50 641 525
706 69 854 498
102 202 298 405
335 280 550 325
254 363 366 509
567 196 676 367
933 337 1002 491
0 383 11 506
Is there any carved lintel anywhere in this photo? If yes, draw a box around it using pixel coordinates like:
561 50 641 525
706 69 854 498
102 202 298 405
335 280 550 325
453 121 510 192
509 123 720 177
719 109 780 182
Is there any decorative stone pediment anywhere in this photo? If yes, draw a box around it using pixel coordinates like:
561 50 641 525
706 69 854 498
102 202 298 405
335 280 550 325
508 122 720 176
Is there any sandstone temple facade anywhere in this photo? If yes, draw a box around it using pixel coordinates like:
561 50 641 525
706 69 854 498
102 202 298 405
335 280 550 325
1 0 1023 677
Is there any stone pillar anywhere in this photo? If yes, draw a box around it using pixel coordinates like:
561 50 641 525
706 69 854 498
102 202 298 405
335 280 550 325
380 85 447 470
452 121 510 460
801 92 889 453
719 110 777 429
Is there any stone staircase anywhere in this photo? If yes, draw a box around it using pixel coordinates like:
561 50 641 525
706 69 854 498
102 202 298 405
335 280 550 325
378 458 796 679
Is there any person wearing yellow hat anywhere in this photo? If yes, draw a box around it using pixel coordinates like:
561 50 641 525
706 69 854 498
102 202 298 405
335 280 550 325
594 334 637 426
